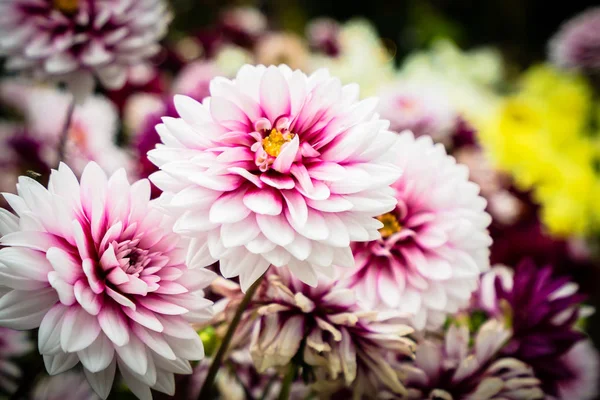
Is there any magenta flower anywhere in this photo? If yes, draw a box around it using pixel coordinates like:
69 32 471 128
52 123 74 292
477 260 588 397
549 7 600 71
0 0 171 99
149 64 402 290
401 321 544 399
345 132 492 330
0 162 216 399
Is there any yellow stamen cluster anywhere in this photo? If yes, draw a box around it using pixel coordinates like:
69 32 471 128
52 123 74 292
376 213 402 238
262 128 294 157
53 0 79 14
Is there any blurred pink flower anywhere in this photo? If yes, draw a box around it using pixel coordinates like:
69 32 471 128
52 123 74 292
377 83 458 144
345 132 492 330
0 162 216 399
32 371 98 400
306 18 341 56
0 0 171 100
149 65 402 290
0 327 32 395
1 82 133 176
549 7 600 71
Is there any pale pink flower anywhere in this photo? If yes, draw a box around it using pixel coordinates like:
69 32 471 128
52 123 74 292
149 64 402 290
549 7 600 71
344 132 492 330
0 326 32 394
1 81 132 176
377 82 458 145
0 0 172 101
33 371 99 400
0 162 216 399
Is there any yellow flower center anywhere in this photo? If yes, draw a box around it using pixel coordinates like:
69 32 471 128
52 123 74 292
376 213 402 238
53 0 79 14
262 128 294 157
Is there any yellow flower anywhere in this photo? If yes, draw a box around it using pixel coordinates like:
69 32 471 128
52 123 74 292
478 63 599 237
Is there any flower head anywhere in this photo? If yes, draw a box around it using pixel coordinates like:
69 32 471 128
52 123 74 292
0 0 171 99
149 64 402 290
401 320 544 399
345 132 492 330
0 326 32 395
377 82 458 144
0 162 216 399
477 261 588 396
243 270 414 397
549 7 600 71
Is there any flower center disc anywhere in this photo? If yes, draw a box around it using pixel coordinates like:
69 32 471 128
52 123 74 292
53 0 79 14
262 128 294 157
377 213 402 238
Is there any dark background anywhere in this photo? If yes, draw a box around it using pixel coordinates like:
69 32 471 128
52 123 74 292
171 0 598 68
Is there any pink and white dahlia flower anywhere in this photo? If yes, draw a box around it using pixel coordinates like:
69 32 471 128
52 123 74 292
149 64 402 290
0 162 216 399
344 132 492 330
0 0 171 100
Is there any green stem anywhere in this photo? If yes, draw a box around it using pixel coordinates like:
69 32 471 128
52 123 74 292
277 363 297 400
198 274 265 399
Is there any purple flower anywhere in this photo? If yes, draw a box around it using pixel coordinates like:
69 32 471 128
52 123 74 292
400 320 544 399
479 260 588 396
549 7 600 71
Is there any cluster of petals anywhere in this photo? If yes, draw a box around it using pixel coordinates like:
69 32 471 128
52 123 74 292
149 64 402 291
549 7 600 71
0 0 171 99
400 320 544 399
0 162 216 399
345 132 492 330
244 270 415 397
477 261 588 396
